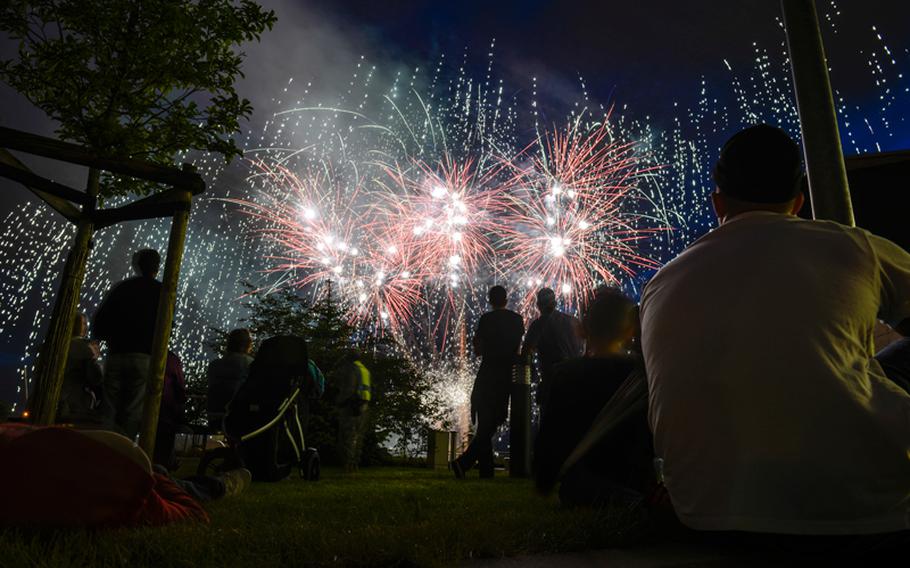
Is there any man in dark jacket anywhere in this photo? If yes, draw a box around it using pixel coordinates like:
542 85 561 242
94 249 162 439
521 288 583 411
452 285 524 479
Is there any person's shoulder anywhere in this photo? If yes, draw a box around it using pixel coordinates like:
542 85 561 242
557 310 578 324
505 309 523 323
68 337 94 358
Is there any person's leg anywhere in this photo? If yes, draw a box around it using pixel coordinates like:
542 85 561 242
100 355 123 433
455 411 497 476
154 421 178 470
454 431 480 473
337 411 356 471
352 408 368 469
475 413 499 478
119 354 150 440
171 472 226 502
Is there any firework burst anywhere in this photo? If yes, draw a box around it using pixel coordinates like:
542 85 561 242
497 119 665 309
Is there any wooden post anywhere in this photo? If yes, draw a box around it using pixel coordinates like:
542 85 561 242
138 189 192 456
30 168 98 424
781 0 855 226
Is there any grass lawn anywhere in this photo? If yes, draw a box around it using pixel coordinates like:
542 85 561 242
0 466 644 567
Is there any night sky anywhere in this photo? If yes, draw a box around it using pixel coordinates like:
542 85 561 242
1 1 909 406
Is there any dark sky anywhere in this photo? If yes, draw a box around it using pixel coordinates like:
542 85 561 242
2 0 908 195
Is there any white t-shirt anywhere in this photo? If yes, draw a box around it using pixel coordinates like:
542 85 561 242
641 211 910 535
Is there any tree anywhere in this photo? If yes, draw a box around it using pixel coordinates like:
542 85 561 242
0 0 276 197
0 0 275 426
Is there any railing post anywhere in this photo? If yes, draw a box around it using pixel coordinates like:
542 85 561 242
781 0 854 225
509 364 532 477
138 188 192 456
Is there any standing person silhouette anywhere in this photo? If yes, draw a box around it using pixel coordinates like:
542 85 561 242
521 288 583 413
452 286 524 479
94 249 162 439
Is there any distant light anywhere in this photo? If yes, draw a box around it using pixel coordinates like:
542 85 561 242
401 271 411 278
579 220 590 230
302 207 317 220
448 255 461 267
431 185 447 199
358 293 367 302
551 184 562 195
561 283 572 294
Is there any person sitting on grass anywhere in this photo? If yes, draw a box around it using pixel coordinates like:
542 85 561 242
154 350 188 471
207 328 254 429
640 124 910 552
57 312 104 424
0 423 250 527
534 286 653 508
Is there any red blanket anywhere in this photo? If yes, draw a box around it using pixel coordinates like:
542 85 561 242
0 424 208 527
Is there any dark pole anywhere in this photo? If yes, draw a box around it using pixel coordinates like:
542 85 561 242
509 364 531 477
781 0 854 226
138 188 192 456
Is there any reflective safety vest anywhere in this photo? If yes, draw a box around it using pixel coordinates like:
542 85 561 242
353 360 372 403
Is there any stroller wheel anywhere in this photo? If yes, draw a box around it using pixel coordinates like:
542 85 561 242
301 448 320 481
197 446 243 477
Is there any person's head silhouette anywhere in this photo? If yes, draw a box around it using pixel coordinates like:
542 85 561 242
132 249 161 278
711 124 805 223
227 328 253 355
536 288 557 314
488 285 507 309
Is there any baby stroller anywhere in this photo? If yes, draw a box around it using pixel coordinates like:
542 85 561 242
198 335 320 482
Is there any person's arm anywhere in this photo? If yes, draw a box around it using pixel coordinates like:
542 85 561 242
472 317 484 357
869 233 910 327
520 319 541 363
92 297 112 341
92 284 121 342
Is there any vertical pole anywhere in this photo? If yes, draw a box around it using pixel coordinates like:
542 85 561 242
30 168 98 424
781 0 854 226
138 189 192 456
509 364 531 477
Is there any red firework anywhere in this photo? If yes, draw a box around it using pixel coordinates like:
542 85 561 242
497 120 664 310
